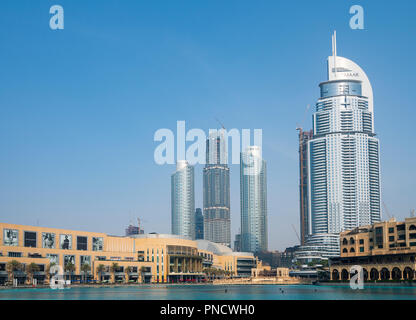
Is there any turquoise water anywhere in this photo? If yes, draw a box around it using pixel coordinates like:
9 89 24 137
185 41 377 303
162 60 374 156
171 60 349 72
0 284 415 300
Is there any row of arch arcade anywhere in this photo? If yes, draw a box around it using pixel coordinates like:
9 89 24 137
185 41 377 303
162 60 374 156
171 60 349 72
331 266 415 281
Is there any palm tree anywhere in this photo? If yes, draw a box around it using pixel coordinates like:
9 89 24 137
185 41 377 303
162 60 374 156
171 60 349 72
139 266 148 283
81 263 91 283
26 263 40 285
6 260 22 286
125 266 134 284
110 262 119 283
96 264 106 283
64 262 75 281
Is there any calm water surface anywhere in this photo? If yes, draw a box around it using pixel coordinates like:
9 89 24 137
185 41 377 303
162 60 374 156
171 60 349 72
0 284 415 300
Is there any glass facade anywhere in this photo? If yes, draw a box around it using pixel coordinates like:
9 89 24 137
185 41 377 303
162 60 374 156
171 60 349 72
195 208 204 240
240 146 268 253
203 130 231 247
171 161 195 239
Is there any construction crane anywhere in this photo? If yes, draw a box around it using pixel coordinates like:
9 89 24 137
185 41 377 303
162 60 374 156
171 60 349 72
296 104 310 131
137 217 148 233
382 201 392 220
291 224 301 244
215 117 226 130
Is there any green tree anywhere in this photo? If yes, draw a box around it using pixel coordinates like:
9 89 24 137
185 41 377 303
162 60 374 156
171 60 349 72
110 262 119 283
125 266 134 283
139 266 148 283
6 260 22 285
81 263 91 283
26 263 40 285
64 262 75 281
96 264 106 283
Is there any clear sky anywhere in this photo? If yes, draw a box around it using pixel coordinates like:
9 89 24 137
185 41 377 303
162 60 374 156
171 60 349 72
0 0 415 251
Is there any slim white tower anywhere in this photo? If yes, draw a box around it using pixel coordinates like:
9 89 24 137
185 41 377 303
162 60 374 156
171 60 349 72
306 32 381 256
240 146 268 253
171 160 195 239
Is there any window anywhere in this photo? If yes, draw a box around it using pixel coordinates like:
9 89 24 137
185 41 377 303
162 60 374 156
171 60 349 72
360 247 364 252
77 236 88 251
359 239 364 245
92 237 103 251
389 236 395 242
24 231 37 248
8 252 22 257
375 227 383 246
46 254 59 265
388 227 394 233
60 234 72 250
397 224 405 231
410 242 416 247
42 233 56 249
80 256 91 269
410 234 416 240
64 255 75 267
398 234 406 240
3 229 18 246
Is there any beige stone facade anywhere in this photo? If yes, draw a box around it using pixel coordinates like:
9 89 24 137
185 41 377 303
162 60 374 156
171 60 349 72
330 217 416 281
0 222 259 285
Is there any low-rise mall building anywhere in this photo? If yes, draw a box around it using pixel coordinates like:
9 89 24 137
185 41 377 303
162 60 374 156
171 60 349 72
0 222 259 285
329 217 416 281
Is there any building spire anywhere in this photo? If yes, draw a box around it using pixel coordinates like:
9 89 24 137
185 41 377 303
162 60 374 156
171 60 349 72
332 30 337 78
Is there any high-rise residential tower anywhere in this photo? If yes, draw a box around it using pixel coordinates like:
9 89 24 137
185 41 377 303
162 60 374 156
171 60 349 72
203 130 231 247
306 32 381 256
298 129 313 246
240 146 268 253
171 160 195 239
195 208 204 240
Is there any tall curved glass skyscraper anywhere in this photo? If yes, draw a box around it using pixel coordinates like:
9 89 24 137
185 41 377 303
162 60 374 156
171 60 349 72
171 160 195 239
306 32 381 256
240 146 268 253
203 130 231 247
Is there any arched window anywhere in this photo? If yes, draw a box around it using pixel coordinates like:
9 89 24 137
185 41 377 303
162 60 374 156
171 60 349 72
350 237 355 245
409 225 416 231
350 247 355 253
370 268 379 281
342 248 348 253
342 238 348 245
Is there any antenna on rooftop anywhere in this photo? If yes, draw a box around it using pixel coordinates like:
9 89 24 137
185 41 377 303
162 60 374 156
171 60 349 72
332 30 337 78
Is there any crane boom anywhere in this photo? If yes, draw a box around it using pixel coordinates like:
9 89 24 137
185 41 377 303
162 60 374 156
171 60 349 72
215 117 226 130
382 201 392 219
291 224 301 244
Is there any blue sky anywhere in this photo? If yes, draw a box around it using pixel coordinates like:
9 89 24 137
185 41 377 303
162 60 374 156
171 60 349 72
0 0 415 250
